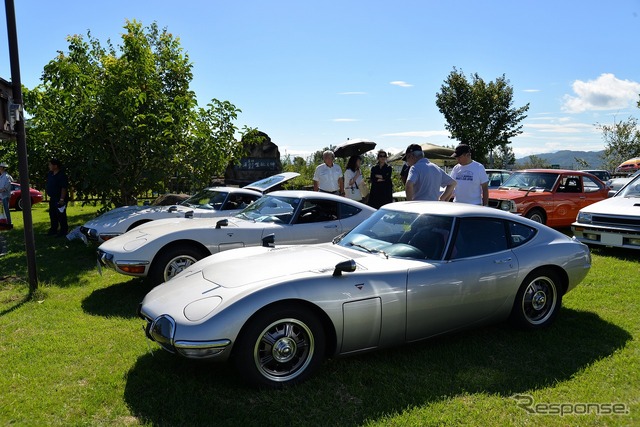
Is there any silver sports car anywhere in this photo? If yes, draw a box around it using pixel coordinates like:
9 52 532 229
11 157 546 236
139 201 592 387
99 190 375 285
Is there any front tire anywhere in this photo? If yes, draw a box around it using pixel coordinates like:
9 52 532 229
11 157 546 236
148 244 208 285
234 306 325 388
525 208 546 224
510 269 563 329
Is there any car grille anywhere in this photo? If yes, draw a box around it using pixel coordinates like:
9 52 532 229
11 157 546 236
591 215 640 228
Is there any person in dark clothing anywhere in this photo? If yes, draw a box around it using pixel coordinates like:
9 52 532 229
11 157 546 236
368 150 394 209
46 158 68 237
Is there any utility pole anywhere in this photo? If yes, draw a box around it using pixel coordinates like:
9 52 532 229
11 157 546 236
4 0 38 293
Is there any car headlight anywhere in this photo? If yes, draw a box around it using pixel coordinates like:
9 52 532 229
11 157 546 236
577 212 592 224
148 314 176 348
499 200 516 212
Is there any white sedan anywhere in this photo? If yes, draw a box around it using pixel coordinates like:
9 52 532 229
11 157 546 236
81 172 299 243
98 190 376 285
572 171 640 249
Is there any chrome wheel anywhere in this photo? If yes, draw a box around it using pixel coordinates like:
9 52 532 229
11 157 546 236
253 318 315 382
511 271 562 328
163 254 199 281
235 307 325 387
526 209 545 224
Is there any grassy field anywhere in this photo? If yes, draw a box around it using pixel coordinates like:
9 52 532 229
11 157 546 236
0 205 638 426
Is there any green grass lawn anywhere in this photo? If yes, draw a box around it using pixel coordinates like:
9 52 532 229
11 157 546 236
0 205 638 426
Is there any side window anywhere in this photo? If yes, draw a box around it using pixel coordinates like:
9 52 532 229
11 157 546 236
450 218 508 259
582 175 603 192
295 199 338 224
558 176 582 193
338 202 362 219
508 221 537 248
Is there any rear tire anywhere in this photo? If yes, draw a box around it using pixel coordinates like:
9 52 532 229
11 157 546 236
234 306 325 388
510 269 563 329
148 244 209 286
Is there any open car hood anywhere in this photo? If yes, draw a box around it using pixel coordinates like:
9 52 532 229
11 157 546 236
243 172 300 192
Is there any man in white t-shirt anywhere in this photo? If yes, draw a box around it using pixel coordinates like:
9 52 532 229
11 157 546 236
313 150 345 196
449 144 489 206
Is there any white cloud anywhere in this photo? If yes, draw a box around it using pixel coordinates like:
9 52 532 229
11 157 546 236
524 122 596 134
390 81 413 88
562 73 640 113
382 130 450 138
338 91 367 95
523 89 540 93
332 118 358 122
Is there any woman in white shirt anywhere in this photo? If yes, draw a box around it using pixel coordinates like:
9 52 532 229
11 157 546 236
344 155 364 202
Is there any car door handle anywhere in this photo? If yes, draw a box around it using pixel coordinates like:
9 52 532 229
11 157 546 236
494 257 512 264
324 224 338 229
579 196 586 199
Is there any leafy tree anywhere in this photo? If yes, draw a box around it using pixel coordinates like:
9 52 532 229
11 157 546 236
597 116 640 172
574 157 590 169
519 154 551 169
23 20 248 206
435 68 529 165
490 144 516 169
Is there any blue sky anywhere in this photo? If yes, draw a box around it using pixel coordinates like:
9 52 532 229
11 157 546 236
2 0 639 160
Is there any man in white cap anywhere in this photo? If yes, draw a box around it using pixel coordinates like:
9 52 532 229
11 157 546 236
0 162 12 228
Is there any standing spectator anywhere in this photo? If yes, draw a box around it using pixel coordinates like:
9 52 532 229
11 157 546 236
400 161 410 185
368 150 394 209
0 162 12 229
344 155 365 202
449 144 489 206
46 158 69 237
405 144 456 201
313 150 345 196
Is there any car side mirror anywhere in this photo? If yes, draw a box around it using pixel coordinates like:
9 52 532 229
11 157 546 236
262 234 275 248
184 210 194 219
168 206 178 213
216 219 228 229
333 259 357 276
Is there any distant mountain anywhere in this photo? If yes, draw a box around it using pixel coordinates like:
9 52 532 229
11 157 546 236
515 150 606 170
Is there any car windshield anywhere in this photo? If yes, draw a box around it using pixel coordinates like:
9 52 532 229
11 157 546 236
180 189 229 210
337 209 454 260
617 174 640 198
235 195 301 224
500 172 558 191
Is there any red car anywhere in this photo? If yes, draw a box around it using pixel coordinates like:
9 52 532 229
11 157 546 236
9 182 44 210
488 169 609 228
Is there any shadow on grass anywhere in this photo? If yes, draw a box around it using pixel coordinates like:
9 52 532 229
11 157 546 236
123 308 630 426
589 245 640 262
81 279 152 318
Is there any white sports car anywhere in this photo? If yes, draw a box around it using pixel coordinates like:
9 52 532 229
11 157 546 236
98 190 376 285
81 172 299 243
572 171 640 249
138 201 591 387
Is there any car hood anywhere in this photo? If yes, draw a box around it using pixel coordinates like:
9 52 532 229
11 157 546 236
141 245 359 311
105 215 254 241
84 204 199 227
579 195 640 214
488 188 548 200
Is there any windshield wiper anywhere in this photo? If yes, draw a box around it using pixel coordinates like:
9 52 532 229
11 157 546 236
349 242 388 258
237 212 254 222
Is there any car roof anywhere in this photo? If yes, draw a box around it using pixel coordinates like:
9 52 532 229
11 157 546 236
383 200 529 221
516 169 588 174
266 189 376 207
